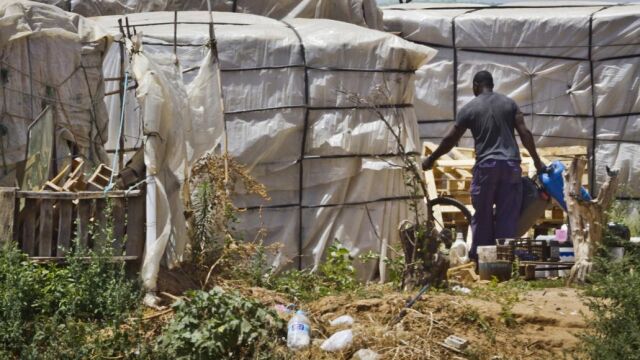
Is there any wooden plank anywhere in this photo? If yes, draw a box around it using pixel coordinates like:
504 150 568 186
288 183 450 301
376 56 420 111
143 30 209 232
434 205 475 214
95 198 107 244
112 198 126 255
126 194 145 258
56 200 73 256
434 159 476 168
44 163 71 190
77 199 91 250
16 190 141 200
22 199 37 256
38 199 54 256
424 142 471 179
538 146 587 157
0 188 16 245
30 255 138 263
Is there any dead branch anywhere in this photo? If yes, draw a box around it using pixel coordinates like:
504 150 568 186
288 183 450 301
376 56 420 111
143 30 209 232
564 156 619 284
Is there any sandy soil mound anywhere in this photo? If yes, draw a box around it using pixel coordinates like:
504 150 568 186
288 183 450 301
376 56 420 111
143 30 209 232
273 285 588 359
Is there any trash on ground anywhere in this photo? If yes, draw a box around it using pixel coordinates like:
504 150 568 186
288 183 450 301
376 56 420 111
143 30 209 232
447 262 479 284
287 310 311 350
449 232 469 266
320 329 353 352
444 335 469 350
329 315 354 327
451 285 471 295
352 348 380 360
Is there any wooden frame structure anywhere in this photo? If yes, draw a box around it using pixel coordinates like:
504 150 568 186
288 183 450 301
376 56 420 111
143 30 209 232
423 143 589 237
0 187 145 261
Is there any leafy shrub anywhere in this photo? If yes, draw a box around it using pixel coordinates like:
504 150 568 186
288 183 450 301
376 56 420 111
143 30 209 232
0 240 143 359
580 252 640 359
266 241 359 301
359 246 405 288
156 287 284 359
607 198 640 237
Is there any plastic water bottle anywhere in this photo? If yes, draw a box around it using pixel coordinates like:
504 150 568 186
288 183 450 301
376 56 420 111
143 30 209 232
287 310 310 350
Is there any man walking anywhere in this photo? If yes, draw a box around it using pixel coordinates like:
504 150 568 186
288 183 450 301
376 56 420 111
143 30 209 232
422 71 545 260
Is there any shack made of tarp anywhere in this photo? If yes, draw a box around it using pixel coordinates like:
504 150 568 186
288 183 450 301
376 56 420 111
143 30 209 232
383 1 640 197
95 11 436 289
0 1 111 187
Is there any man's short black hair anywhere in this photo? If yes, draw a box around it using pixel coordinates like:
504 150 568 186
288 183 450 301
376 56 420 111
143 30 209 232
473 70 494 89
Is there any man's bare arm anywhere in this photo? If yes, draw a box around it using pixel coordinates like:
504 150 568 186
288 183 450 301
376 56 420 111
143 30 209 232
421 125 466 170
514 111 545 171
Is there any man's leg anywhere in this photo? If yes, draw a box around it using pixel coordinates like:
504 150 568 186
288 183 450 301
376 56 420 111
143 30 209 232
494 161 523 239
469 161 499 261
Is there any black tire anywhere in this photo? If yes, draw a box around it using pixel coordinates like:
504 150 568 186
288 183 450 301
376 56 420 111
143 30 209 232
429 196 473 239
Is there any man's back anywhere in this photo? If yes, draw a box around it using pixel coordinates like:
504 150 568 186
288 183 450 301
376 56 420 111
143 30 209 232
456 92 521 163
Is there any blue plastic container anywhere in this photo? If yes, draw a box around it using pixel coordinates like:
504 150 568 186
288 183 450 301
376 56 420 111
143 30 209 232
539 160 591 211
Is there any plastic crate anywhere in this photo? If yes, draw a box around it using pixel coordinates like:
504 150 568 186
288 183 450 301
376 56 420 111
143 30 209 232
496 238 551 261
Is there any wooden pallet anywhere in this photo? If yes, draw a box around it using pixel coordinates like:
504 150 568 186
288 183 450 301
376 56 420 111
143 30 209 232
423 143 588 236
1 188 145 260
519 261 575 280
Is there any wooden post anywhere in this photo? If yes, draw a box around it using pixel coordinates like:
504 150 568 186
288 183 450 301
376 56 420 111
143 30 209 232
126 194 145 258
0 187 15 245
57 200 73 256
38 199 54 256
112 198 126 255
564 156 619 284
77 199 91 250
22 199 37 255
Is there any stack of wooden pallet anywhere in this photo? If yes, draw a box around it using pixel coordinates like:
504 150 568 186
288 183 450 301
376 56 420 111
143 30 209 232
422 142 588 237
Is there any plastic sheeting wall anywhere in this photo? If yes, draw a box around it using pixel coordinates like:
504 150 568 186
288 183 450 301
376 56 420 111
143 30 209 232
0 1 111 187
96 11 435 284
32 0 384 30
383 2 640 197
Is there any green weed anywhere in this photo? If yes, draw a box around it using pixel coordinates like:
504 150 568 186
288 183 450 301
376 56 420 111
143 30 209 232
578 252 640 359
155 287 284 359
0 240 144 359
266 241 359 302
460 307 495 344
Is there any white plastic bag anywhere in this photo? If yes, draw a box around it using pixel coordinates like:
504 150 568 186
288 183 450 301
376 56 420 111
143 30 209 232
329 315 354 327
352 348 381 360
320 329 353 352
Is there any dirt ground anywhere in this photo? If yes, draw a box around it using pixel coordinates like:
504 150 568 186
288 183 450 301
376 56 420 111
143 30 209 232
270 283 589 360
155 267 590 359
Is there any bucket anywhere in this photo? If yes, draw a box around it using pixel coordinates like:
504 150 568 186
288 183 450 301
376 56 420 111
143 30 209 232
517 177 550 236
477 246 497 263
558 247 575 277
479 261 512 282
477 246 511 281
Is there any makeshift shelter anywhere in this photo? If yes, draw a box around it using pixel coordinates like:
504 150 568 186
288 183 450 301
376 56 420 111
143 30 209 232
33 0 384 30
95 11 436 289
383 2 640 197
0 1 111 187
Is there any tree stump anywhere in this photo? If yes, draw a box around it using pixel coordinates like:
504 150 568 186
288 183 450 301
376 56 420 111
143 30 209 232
564 156 619 284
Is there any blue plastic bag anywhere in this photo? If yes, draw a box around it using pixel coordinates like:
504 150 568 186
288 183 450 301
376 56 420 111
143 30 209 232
539 160 591 211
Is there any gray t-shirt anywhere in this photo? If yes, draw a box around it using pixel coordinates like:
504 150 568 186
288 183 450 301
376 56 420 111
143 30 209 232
455 92 521 163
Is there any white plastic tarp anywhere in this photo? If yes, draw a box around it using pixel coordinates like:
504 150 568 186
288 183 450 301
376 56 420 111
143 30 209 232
97 11 436 287
31 0 384 30
0 1 111 186
383 2 640 196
